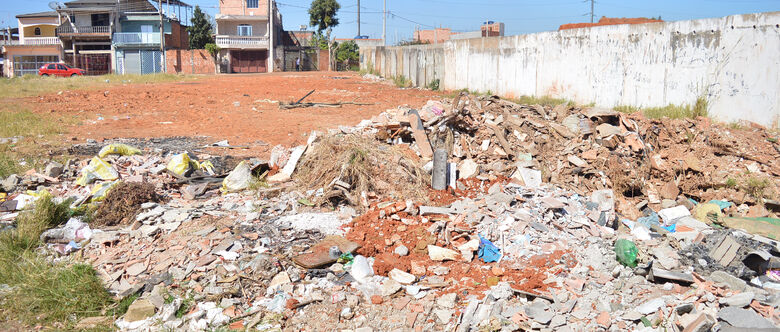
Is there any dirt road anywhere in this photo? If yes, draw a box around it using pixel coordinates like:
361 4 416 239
26 72 441 156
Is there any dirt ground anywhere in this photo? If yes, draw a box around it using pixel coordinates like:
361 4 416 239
21 72 441 157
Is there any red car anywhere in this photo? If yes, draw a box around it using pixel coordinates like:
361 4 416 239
38 63 85 77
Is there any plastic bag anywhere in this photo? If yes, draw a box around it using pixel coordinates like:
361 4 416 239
478 235 501 263
90 180 119 202
221 161 252 193
98 143 141 158
166 152 198 177
615 239 638 267
76 157 119 186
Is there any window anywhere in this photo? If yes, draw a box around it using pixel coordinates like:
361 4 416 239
13 55 58 77
47 64 56 70
237 25 252 36
34 27 41 36
246 0 259 8
57 64 67 70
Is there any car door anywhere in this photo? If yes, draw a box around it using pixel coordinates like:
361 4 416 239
46 64 57 76
56 64 68 77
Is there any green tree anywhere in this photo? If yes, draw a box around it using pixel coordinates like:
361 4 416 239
335 40 358 64
205 43 221 73
188 6 214 49
308 0 340 70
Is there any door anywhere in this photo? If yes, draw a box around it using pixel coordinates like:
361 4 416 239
56 64 68 77
141 25 154 44
230 50 267 73
140 50 161 74
124 50 141 74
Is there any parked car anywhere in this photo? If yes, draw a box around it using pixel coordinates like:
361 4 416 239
38 63 85 77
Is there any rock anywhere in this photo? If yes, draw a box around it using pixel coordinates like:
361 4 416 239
267 272 291 292
550 314 567 328
125 298 156 322
720 292 754 307
636 298 665 315
433 266 450 276
437 293 458 308
388 268 416 285
394 245 409 256
596 311 610 328
488 282 514 301
680 313 715 332
381 279 402 296
710 271 747 292
427 245 459 261
717 307 777 329
370 295 383 304
526 306 553 324
2 174 20 192
44 161 64 178
433 309 455 323
660 181 680 200
459 159 479 179
596 123 622 138
350 255 374 283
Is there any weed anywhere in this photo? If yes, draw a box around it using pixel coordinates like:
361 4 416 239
614 105 641 114
0 195 113 327
509 95 573 107
175 294 194 318
613 97 709 120
0 146 20 178
727 122 746 130
107 293 141 318
744 177 772 202
0 73 194 99
725 178 737 188
426 79 440 91
0 108 65 138
393 75 411 88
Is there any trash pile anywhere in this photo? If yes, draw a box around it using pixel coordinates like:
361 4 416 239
0 93 779 331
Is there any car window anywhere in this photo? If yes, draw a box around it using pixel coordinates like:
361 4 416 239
47 64 56 70
57 64 67 70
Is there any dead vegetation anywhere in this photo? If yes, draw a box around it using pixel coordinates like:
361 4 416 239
93 182 162 226
294 135 430 207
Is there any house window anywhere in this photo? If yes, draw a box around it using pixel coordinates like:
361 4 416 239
237 25 252 36
34 27 41 36
247 0 259 8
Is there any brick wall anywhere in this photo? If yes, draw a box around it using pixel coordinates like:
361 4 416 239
318 49 330 71
414 28 451 43
166 49 215 74
165 20 189 49
219 0 269 16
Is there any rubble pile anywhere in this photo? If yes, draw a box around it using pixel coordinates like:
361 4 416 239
0 93 779 331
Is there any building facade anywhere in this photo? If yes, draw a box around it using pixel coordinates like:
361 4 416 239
2 12 63 77
215 0 282 73
113 13 189 75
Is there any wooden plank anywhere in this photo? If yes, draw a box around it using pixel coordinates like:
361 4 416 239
407 111 433 159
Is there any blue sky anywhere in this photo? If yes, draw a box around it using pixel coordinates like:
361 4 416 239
2 0 778 44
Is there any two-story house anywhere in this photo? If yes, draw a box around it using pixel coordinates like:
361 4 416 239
112 0 190 74
1 11 63 77
55 0 118 75
215 0 282 73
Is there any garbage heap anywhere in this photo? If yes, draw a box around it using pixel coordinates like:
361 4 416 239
0 92 779 331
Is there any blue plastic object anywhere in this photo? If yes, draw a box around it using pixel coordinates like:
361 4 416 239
708 200 733 210
637 212 660 229
661 224 676 233
478 235 501 263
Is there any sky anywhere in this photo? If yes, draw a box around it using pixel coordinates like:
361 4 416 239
2 0 778 44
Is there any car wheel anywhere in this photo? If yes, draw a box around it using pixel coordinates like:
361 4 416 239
41 74 48 77
71 73 77 77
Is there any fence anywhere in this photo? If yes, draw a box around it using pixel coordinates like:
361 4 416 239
165 49 215 74
64 54 112 76
281 47 319 71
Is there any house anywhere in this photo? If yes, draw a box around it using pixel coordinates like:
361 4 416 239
112 0 190 74
1 12 63 77
414 22 506 44
215 0 283 73
55 0 118 75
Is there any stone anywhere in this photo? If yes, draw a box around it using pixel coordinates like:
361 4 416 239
370 295 383 304
596 123 622 138
636 298 665 315
425 289 454 308
394 245 409 256
427 245 459 261
389 268 416 285
268 272 291 292
126 262 147 276
720 292 754 307
44 161 64 178
459 159 479 179
488 282 514 301
681 313 715 332
710 271 747 292
550 314 567 328
433 266 450 276
125 299 156 322
410 261 426 275
433 309 454 323
526 307 553 325
2 174 20 192
660 181 680 200
596 311 610 328
717 307 777 329
381 279 402 296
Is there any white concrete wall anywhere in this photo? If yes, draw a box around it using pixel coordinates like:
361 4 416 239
361 12 780 128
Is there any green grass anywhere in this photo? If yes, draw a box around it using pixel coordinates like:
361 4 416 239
392 75 411 88
0 146 20 178
0 108 66 138
0 73 194 99
0 103 75 177
614 97 709 119
0 194 115 328
426 79 440 91
509 95 574 107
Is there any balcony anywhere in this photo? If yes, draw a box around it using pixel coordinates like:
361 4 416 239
216 35 269 49
113 32 160 46
56 25 111 37
22 37 61 45
0 39 20 47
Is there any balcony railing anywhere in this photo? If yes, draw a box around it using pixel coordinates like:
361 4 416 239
56 25 111 35
216 35 269 49
22 37 61 45
113 32 160 45
0 39 20 46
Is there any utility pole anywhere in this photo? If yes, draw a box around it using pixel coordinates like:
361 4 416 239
590 0 595 23
357 0 360 37
382 0 386 46
159 0 166 72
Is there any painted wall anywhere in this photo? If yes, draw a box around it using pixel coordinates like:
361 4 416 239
2 45 62 77
361 12 780 128
217 20 269 36
18 17 60 40
218 0 269 17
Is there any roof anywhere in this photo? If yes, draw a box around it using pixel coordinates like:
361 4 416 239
16 11 59 18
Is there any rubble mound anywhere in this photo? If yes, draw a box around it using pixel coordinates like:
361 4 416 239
93 182 162 226
294 134 430 207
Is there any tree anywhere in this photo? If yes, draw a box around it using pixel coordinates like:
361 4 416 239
308 0 340 70
188 6 214 50
334 40 358 70
205 43 221 73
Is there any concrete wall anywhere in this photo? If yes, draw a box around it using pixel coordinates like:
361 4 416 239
216 20 269 37
361 12 780 128
219 0 269 17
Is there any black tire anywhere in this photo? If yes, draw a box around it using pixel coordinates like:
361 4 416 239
41 74 48 77
71 74 77 77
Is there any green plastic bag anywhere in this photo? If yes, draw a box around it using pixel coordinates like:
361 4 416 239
615 239 638 268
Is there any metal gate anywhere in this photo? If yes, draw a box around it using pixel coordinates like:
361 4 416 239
120 49 161 75
230 50 267 73
282 47 318 71
65 54 112 76
140 50 161 74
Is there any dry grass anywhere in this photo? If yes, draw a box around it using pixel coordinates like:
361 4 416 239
0 73 196 99
614 97 709 119
295 135 430 207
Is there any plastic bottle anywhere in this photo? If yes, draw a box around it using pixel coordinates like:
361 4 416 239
615 239 638 267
